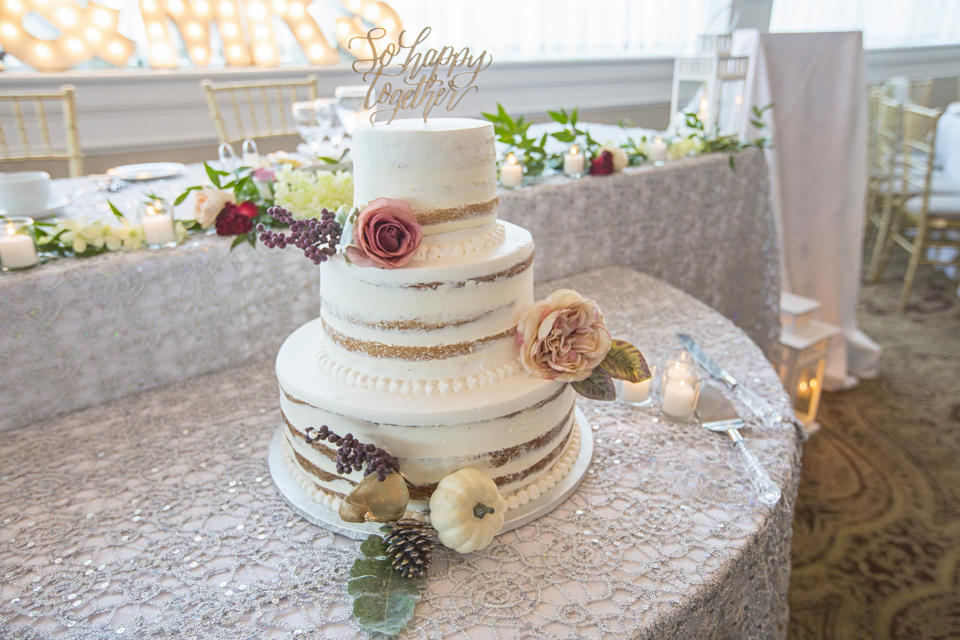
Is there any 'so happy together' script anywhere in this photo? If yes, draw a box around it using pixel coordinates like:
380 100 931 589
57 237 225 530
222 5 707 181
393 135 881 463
350 27 493 124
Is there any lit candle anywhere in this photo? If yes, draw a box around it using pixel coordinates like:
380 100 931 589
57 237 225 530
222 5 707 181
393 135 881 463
660 362 700 421
500 153 523 188
563 145 584 176
698 95 709 121
648 135 667 164
0 220 38 269
142 203 176 246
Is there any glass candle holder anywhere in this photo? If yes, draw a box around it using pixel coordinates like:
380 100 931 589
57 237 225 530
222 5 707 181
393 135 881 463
141 200 177 249
660 360 701 422
0 216 39 271
241 138 259 167
500 153 524 188
218 142 237 173
617 364 658 407
563 145 584 177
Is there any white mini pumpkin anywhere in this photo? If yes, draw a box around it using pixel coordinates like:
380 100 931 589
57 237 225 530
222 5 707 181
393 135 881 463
429 468 506 553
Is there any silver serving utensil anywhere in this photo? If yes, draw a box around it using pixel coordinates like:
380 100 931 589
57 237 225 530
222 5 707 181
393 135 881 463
698 385 782 506
677 333 778 423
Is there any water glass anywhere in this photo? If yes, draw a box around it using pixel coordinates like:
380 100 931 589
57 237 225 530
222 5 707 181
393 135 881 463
292 99 333 153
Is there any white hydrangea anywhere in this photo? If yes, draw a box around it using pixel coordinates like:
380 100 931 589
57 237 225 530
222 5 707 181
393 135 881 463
273 168 353 219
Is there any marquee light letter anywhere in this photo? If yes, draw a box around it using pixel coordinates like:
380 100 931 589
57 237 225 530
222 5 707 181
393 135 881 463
138 0 251 68
0 0 134 71
278 0 338 65
337 0 402 59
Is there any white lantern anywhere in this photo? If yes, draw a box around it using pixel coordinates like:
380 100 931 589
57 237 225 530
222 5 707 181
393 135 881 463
776 293 840 434
670 33 748 137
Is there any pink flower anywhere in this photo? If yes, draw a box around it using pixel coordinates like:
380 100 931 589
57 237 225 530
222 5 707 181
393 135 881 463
252 167 275 182
516 289 612 382
345 197 422 269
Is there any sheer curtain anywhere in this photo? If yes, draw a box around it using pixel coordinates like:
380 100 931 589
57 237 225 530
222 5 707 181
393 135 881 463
387 0 731 60
770 0 960 48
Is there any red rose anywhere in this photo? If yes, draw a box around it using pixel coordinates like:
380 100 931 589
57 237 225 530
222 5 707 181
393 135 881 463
344 197 422 269
215 201 258 235
590 150 614 176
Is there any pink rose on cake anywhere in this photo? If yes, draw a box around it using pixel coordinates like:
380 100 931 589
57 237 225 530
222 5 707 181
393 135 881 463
345 197 422 269
516 289 612 382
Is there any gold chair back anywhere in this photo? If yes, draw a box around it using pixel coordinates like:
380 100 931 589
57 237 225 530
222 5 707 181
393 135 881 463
201 75 319 145
899 103 940 204
908 78 934 108
0 84 82 177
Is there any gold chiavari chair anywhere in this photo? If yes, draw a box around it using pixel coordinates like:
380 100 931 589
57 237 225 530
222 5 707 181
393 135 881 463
0 84 82 177
871 104 960 311
201 75 319 146
866 95 903 278
909 78 934 108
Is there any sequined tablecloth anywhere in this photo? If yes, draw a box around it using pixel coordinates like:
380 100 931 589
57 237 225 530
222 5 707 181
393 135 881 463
0 150 776 433
0 267 800 639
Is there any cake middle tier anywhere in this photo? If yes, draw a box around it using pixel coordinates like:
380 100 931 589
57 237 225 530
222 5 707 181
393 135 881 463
319 221 534 387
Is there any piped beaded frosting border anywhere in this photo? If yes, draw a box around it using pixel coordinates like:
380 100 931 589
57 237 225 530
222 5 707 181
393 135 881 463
281 413 582 514
414 223 505 261
316 345 521 395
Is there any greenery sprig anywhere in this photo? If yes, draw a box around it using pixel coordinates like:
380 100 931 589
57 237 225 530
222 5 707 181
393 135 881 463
681 105 772 170
348 532 423 636
481 103 550 176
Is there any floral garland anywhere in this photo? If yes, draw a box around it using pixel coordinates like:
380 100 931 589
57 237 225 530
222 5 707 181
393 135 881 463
482 103 771 178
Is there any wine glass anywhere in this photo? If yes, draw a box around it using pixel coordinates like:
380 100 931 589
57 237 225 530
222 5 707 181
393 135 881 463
334 85 371 139
292 98 333 155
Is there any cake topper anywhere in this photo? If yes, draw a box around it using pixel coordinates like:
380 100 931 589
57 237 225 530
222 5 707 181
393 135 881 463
350 26 493 125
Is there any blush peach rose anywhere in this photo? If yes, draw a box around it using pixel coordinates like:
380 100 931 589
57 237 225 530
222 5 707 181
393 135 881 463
516 289 612 382
344 197 422 269
194 188 234 229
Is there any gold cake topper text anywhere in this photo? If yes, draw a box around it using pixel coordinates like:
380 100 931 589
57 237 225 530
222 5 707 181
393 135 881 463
350 27 493 124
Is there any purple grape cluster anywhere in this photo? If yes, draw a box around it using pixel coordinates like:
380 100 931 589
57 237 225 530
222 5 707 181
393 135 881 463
258 205 342 265
304 425 400 481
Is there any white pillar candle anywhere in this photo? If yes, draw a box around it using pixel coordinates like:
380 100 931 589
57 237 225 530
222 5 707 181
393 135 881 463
660 362 700 420
500 153 523 188
563 145 585 176
142 205 176 246
648 136 667 164
0 222 38 269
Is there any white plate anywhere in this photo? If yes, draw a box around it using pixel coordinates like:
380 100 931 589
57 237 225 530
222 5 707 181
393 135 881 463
107 162 185 181
0 195 70 220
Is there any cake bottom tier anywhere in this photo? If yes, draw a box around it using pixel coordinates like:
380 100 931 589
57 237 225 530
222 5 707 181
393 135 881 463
276 320 578 505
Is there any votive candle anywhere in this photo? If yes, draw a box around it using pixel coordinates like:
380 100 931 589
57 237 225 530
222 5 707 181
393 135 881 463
563 145 585 176
142 202 176 246
660 361 700 421
648 136 667 164
500 153 523 188
0 218 38 270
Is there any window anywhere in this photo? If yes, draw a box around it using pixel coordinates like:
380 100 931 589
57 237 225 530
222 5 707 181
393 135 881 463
770 0 960 49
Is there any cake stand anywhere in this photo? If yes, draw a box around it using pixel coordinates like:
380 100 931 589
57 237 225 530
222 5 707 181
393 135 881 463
268 407 594 540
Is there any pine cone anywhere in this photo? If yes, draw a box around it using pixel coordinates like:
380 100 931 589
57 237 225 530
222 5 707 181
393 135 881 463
384 519 436 579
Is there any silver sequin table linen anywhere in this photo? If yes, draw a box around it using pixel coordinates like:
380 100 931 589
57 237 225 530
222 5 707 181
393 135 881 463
0 150 777 433
0 267 799 639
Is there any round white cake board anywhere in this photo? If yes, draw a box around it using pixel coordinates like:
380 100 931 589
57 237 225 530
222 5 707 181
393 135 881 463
267 407 594 540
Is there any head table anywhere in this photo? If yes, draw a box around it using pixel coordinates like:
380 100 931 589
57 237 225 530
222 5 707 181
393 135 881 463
0 266 799 639
1 148 778 434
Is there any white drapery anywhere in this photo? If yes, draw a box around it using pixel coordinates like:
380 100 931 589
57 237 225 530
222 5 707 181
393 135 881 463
735 30 881 387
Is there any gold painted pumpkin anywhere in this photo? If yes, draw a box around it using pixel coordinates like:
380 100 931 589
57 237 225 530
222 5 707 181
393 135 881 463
429 468 506 553
339 471 409 523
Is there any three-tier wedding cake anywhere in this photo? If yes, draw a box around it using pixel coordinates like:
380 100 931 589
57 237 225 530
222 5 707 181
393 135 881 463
275 118 582 513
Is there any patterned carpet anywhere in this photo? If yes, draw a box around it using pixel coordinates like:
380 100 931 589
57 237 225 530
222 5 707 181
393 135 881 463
788 251 960 639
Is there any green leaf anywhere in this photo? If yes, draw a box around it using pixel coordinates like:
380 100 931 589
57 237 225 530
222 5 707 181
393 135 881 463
570 108 578 126
546 109 567 124
107 200 126 221
316 156 338 164
229 234 248 250
174 185 202 206
570 367 616 401
598 339 651 383
348 547 422 636
550 130 576 143
360 534 387 558
203 162 224 188
728 155 736 171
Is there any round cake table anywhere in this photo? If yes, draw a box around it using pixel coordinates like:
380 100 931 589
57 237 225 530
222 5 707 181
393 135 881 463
0 267 801 639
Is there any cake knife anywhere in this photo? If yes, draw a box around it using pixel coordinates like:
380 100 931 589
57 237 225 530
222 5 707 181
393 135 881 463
677 333 777 424
698 385 781 506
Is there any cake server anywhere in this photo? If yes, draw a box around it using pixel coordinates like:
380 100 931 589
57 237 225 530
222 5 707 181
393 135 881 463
677 333 777 423
697 385 782 506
